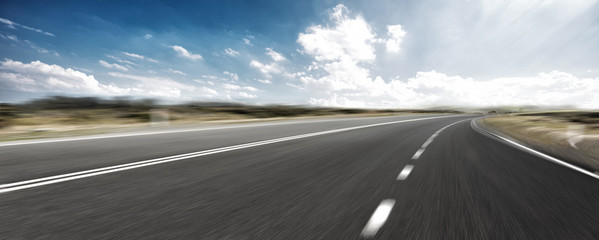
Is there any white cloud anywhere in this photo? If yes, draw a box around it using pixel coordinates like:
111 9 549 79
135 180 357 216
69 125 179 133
0 59 128 95
171 45 203 60
0 33 18 41
223 71 239 81
385 24 406 53
107 55 138 66
168 68 186 76
0 17 54 36
198 86 218 96
265 48 286 61
0 18 16 29
243 38 252 46
108 72 195 98
297 4 377 62
237 92 257 99
296 4 599 109
0 59 205 99
23 40 59 56
144 34 153 39
286 82 304 90
223 83 241 90
223 83 258 92
123 52 159 63
257 79 272 84
306 70 599 108
201 75 220 80
309 94 366 108
122 52 143 59
224 48 240 56
294 4 386 106
244 86 258 92
250 60 283 78
99 60 129 71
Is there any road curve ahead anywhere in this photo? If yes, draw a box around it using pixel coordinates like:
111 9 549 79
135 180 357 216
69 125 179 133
1 114 599 239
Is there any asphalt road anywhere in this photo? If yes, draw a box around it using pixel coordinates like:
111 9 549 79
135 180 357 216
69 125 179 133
1 114 599 239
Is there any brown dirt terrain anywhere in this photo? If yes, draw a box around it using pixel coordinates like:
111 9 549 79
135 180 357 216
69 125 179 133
483 111 599 171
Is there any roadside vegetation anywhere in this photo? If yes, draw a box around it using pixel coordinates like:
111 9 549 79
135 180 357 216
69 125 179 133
484 111 599 171
0 96 461 141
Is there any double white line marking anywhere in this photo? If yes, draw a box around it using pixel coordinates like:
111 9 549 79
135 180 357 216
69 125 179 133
0 115 459 194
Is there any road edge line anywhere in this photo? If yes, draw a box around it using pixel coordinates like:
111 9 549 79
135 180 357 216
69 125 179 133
470 117 599 180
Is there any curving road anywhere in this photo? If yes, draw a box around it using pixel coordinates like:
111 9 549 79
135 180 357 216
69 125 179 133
1 114 599 239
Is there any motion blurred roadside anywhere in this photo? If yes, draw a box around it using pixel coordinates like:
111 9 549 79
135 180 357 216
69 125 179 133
0 96 459 142
483 111 599 172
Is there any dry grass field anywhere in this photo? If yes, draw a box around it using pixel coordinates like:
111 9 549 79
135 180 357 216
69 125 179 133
484 111 599 170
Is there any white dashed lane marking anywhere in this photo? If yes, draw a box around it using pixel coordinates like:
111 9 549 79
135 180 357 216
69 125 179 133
411 149 425 160
361 199 396 238
397 165 414 180
410 119 470 160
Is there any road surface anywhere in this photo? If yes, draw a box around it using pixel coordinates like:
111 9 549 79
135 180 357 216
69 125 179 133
1 114 598 239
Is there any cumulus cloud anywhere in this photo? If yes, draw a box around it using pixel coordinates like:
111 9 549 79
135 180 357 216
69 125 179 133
0 59 128 95
171 45 203 60
296 4 599 109
250 60 283 78
385 24 406 53
197 86 218 96
250 47 291 77
307 70 599 108
266 48 286 61
223 83 241 90
108 72 196 98
257 79 272 84
0 59 199 99
237 92 257 99
223 83 258 92
0 17 54 36
224 48 240 56
298 4 377 62
309 94 366 108
296 4 385 100
99 60 128 71
223 71 239 81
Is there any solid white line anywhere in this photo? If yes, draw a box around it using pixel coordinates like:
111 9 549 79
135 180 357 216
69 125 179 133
397 165 414 180
0 115 439 147
0 115 461 194
471 118 599 180
411 149 425 160
361 199 395 238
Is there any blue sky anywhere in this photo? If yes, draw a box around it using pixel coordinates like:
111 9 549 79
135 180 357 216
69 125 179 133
1 0 599 108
